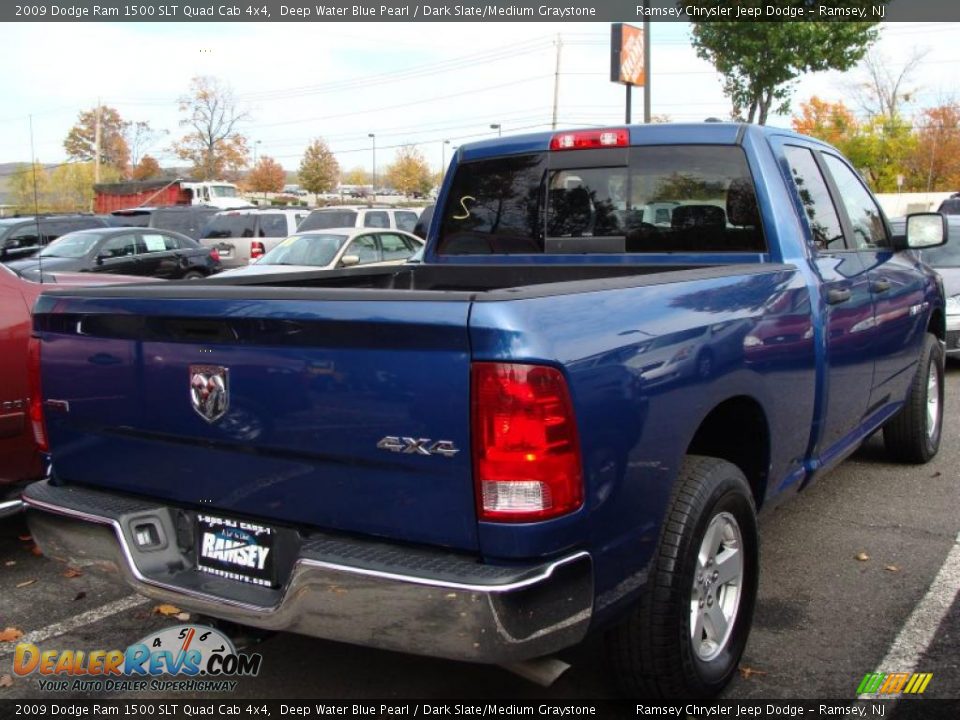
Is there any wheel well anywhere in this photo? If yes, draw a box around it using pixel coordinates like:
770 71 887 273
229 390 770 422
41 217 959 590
687 396 769 508
928 308 944 341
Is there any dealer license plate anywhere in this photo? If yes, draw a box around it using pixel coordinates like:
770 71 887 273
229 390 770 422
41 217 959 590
196 514 277 587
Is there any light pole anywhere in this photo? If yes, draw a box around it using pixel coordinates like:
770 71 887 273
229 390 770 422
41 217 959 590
441 139 450 177
368 133 376 197
253 139 261 166
490 123 501 137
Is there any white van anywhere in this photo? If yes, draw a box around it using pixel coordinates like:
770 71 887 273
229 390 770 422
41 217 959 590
199 208 309 268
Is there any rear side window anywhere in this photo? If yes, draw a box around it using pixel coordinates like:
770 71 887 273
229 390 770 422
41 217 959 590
437 146 765 255
299 210 358 231
202 214 256 239
258 214 288 237
142 232 179 251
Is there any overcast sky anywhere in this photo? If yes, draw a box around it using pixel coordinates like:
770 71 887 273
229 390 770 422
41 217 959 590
0 21 956 178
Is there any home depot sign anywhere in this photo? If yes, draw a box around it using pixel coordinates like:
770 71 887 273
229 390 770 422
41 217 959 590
610 23 645 86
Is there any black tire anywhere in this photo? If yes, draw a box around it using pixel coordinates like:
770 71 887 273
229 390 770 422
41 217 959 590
606 455 759 698
883 333 944 463
182 270 206 280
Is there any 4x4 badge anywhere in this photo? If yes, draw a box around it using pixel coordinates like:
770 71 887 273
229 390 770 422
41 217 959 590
377 436 460 458
190 365 229 423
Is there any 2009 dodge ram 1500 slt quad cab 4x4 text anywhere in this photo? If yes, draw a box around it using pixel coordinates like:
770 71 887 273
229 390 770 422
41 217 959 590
22 123 949 697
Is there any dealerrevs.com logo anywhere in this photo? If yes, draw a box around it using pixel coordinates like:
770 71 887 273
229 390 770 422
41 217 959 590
13 625 262 692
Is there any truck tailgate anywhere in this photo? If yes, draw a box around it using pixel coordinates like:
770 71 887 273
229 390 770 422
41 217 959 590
36 295 478 550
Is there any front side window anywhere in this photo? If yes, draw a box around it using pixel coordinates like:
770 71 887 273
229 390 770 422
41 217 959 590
5 226 41 249
344 234 380 264
379 233 417 260
821 154 889 250
783 146 845 252
98 234 139 258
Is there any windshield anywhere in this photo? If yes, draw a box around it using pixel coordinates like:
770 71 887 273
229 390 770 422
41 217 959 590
39 232 105 258
298 210 358 231
211 185 238 198
258 233 348 266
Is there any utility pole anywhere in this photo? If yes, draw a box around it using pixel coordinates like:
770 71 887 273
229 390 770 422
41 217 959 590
551 34 563 130
94 99 102 183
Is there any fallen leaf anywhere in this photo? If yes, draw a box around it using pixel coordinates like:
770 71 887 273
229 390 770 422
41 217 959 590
17 535 30 542
0 674 12 688
739 666 768 680
63 568 83 579
29 545 42 557
4 561 14 567
855 552 870 562
0 628 24 643
175 613 191 622
153 604 181 616
73 591 87 601
885 565 900 573
15 579 36 589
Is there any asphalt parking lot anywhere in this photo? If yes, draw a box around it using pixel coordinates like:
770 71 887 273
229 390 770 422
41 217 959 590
1 365 958 701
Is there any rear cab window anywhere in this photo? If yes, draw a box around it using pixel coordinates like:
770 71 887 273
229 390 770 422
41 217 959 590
437 145 765 255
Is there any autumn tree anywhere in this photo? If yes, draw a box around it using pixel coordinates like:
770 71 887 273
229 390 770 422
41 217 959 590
384 145 432 196
173 76 250 181
792 97 859 148
246 156 286 194
688 8 880 124
342 166 370 186
126 121 167 168
905 104 960 192
298 138 340 194
132 155 163 180
63 105 130 174
841 115 916 192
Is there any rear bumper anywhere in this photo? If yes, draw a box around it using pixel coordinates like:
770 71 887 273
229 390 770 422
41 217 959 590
23 480 593 664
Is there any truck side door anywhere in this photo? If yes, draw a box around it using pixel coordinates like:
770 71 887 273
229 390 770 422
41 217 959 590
781 144 876 456
818 153 927 410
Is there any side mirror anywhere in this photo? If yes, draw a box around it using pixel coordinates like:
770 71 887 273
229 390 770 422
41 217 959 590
340 254 360 267
96 254 105 265
905 213 948 250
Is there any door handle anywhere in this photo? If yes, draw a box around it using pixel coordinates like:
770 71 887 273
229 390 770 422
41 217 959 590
826 288 852 305
872 278 891 293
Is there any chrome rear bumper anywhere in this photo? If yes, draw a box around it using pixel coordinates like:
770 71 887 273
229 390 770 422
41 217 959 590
24 480 593 664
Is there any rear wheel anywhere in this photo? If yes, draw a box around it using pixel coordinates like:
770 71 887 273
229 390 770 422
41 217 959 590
182 270 205 280
606 455 758 698
883 333 944 463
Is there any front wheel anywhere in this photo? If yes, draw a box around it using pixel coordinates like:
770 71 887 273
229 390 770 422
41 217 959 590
883 333 944 463
181 270 206 280
606 455 759 698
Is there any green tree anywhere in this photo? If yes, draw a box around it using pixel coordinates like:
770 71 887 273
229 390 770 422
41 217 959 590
298 138 340 194
841 115 916 192
63 105 130 174
48 162 120 212
384 145 432 196
10 162 51 213
173 76 250 180
688 6 881 124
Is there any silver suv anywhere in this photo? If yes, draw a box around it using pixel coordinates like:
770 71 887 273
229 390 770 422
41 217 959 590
199 208 308 268
297 206 422 234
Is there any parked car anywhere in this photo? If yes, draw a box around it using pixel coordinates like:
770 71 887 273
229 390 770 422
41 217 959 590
23 123 948 698
937 194 960 215
0 263 158 515
106 205 221 240
217 228 424 277
0 214 111 262
297 206 422 234
5 227 221 280
200 208 309 269
892 214 960 358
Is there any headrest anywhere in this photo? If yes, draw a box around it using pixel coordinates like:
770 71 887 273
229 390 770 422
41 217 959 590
726 178 761 227
671 204 726 229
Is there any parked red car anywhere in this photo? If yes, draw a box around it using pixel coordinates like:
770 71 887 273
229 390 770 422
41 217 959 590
0 264 156 515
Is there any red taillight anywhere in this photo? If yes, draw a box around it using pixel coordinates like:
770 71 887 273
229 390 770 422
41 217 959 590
250 241 265 260
209 247 221 263
27 337 48 452
550 128 628 151
472 362 583 522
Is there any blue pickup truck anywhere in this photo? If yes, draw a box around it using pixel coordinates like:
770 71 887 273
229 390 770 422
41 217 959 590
23 123 948 697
